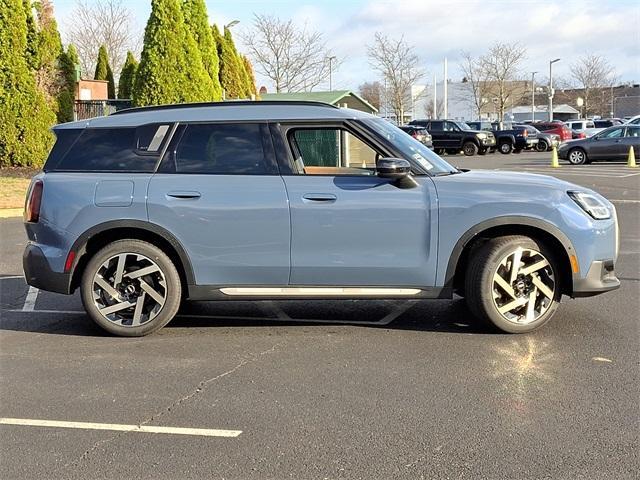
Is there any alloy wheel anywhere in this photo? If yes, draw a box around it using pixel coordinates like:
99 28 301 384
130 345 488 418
568 149 586 165
491 247 555 325
92 253 167 327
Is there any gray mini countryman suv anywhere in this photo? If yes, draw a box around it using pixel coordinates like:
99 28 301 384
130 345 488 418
23 101 620 336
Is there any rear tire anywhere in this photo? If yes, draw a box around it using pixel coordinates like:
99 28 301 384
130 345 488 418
463 141 479 156
499 142 513 154
464 235 561 333
80 239 182 337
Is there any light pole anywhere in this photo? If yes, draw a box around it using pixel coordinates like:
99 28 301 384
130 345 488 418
327 56 336 91
531 71 537 122
225 20 240 29
548 58 560 121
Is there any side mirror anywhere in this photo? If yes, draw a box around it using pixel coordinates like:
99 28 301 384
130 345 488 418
376 158 411 179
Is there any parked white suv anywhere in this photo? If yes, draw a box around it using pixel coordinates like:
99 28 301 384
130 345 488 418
624 115 640 125
566 120 602 137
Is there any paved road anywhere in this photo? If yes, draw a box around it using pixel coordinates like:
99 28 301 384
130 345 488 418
1 152 638 479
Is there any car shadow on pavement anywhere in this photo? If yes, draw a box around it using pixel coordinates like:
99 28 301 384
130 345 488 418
0 298 495 337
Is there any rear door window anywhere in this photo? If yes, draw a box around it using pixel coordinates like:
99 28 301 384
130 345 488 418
170 123 270 175
53 124 170 172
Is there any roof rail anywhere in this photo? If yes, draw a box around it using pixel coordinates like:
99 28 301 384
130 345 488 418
111 100 340 116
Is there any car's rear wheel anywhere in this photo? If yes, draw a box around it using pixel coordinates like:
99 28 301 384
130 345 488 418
435 148 446 155
80 240 182 336
464 236 561 333
536 141 549 152
499 142 513 154
463 141 479 156
568 148 587 165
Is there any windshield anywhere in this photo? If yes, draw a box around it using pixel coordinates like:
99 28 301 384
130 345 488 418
362 118 457 174
455 121 472 130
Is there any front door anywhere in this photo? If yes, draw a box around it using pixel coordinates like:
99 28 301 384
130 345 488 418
148 122 290 286
590 126 626 160
277 123 438 287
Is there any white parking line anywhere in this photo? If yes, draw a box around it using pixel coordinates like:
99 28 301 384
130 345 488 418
610 199 640 204
0 276 24 280
0 417 242 437
22 287 39 312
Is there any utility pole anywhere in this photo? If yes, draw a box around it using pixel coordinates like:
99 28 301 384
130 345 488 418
327 56 336 91
443 57 448 119
433 72 437 119
531 71 537 122
548 58 560 121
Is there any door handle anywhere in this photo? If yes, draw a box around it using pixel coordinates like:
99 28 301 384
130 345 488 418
302 193 337 202
167 191 201 199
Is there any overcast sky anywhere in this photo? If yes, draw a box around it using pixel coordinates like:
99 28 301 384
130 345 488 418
54 0 640 92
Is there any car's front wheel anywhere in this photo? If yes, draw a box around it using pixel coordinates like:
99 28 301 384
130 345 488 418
80 240 182 336
536 141 549 152
568 148 587 165
464 236 561 333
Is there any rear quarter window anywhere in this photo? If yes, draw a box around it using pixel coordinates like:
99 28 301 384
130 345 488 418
43 129 82 171
52 125 170 172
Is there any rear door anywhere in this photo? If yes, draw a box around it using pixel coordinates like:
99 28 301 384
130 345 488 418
428 121 447 149
147 122 290 286
622 126 640 159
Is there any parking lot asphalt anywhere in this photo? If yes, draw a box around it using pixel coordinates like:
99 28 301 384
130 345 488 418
1 151 638 479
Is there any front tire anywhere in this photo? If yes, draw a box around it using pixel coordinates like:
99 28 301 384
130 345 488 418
463 141 479 156
568 148 587 165
80 240 182 336
536 141 548 152
464 236 561 333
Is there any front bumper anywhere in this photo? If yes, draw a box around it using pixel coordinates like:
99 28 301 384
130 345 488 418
572 260 620 297
23 243 72 295
480 138 496 146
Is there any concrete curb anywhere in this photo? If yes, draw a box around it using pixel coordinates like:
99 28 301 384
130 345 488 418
0 208 22 218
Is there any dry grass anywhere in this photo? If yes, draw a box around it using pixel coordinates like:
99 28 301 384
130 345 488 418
0 167 39 209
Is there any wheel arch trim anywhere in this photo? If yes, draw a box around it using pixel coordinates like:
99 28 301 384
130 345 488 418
68 220 196 288
444 216 577 290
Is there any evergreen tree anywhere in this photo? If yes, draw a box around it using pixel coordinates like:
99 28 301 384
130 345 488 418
0 0 56 167
217 26 244 98
23 0 38 70
182 0 222 100
34 0 63 108
94 45 115 98
133 0 214 106
57 44 79 123
242 55 257 98
117 51 138 99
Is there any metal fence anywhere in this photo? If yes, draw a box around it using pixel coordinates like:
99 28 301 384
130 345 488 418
74 100 132 120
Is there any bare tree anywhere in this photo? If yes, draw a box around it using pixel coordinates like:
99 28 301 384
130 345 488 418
240 14 336 93
424 97 444 119
570 54 616 117
367 32 424 123
481 42 526 125
65 0 139 79
459 51 490 119
358 81 382 111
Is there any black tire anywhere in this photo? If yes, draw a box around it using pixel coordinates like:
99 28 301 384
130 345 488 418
535 141 548 152
80 239 182 337
478 148 488 155
499 142 513 154
568 148 587 165
463 141 479 156
464 235 561 333
435 148 446 155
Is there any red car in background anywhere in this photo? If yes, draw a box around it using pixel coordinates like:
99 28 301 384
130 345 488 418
531 121 572 142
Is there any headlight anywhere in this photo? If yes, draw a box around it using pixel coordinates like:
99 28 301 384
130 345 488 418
568 191 611 220
476 133 487 139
